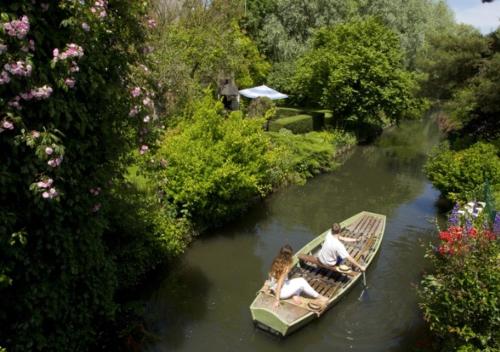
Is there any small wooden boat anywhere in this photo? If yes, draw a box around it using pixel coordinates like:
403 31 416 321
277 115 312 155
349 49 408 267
250 211 386 336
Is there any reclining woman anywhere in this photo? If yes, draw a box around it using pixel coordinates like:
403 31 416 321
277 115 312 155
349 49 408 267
268 244 328 309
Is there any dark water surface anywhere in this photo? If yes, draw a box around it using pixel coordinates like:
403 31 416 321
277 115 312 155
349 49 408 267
144 119 443 352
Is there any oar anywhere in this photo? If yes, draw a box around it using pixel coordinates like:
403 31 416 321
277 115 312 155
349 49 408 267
358 259 368 301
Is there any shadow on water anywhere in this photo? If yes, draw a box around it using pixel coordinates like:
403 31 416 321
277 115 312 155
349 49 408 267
143 117 444 352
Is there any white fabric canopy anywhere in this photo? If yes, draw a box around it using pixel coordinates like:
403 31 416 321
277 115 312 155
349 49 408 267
238 85 288 100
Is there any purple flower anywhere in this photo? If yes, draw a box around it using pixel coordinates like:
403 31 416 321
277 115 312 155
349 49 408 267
139 144 149 155
147 19 157 29
4 61 32 77
31 85 53 100
493 212 500 235
448 203 460 227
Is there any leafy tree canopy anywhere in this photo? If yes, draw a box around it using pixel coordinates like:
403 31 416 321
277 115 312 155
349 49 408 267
292 19 422 126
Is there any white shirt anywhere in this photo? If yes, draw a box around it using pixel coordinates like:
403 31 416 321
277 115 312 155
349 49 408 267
317 231 349 266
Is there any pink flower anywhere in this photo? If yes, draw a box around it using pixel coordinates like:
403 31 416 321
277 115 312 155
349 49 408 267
42 191 50 198
29 39 35 51
129 106 139 117
37 178 53 189
131 87 141 97
65 78 76 88
31 85 53 100
3 15 30 39
139 144 149 155
47 156 63 167
143 115 150 123
31 130 40 138
2 120 14 130
20 91 33 100
45 147 53 155
147 19 157 29
82 22 90 32
142 97 152 107
0 70 10 85
4 61 32 77
53 48 59 58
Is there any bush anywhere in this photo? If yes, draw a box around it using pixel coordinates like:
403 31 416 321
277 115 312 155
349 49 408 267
424 142 500 202
148 95 279 226
418 208 500 351
268 129 356 183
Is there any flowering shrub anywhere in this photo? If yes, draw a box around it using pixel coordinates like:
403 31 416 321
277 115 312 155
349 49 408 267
418 206 500 351
0 1 158 351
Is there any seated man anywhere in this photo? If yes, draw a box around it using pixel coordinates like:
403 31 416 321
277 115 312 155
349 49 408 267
317 223 366 272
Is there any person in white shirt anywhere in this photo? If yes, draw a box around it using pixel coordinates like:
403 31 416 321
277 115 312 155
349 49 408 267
317 223 366 272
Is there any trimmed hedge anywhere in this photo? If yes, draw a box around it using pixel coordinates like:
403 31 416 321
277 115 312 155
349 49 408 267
269 114 314 133
275 107 303 118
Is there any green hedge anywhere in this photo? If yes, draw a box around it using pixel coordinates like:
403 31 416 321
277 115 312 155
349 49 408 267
275 107 303 118
269 114 314 133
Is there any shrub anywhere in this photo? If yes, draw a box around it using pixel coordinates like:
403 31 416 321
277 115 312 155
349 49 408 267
148 95 279 226
424 142 500 202
268 129 356 183
418 208 500 351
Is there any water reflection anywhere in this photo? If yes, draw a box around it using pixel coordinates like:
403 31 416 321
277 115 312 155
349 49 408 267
144 117 443 352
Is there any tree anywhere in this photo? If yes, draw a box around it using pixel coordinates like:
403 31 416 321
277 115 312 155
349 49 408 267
293 19 421 127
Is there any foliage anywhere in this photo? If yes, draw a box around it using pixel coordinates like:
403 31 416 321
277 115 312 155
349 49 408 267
0 1 157 350
268 129 356 183
416 25 489 101
292 19 422 128
148 95 279 226
418 209 500 351
269 114 315 133
244 0 455 68
150 0 269 117
446 51 500 143
424 142 500 202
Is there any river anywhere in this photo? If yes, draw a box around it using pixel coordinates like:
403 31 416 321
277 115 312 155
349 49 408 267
143 117 443 352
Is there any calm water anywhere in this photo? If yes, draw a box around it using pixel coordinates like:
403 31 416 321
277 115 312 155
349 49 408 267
144 118 443 352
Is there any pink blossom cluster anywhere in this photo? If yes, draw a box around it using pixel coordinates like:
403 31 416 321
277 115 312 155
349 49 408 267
47 156 63 168
37 178 53 189
31 130 40 138
129 105 139 117
1 119 14 132
90 0 108 18
65 78 76 88
131 87 141 97
140 144 149 155
89 187 101 196
147 19 157 29
42 187 58 199
3 15 30 39
19 85 53 101
53 44 84 62
4 61 32 77
36 178 58 199
0 70 10 84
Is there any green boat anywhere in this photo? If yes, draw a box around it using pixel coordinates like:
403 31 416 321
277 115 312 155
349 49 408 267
250 211 386 336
